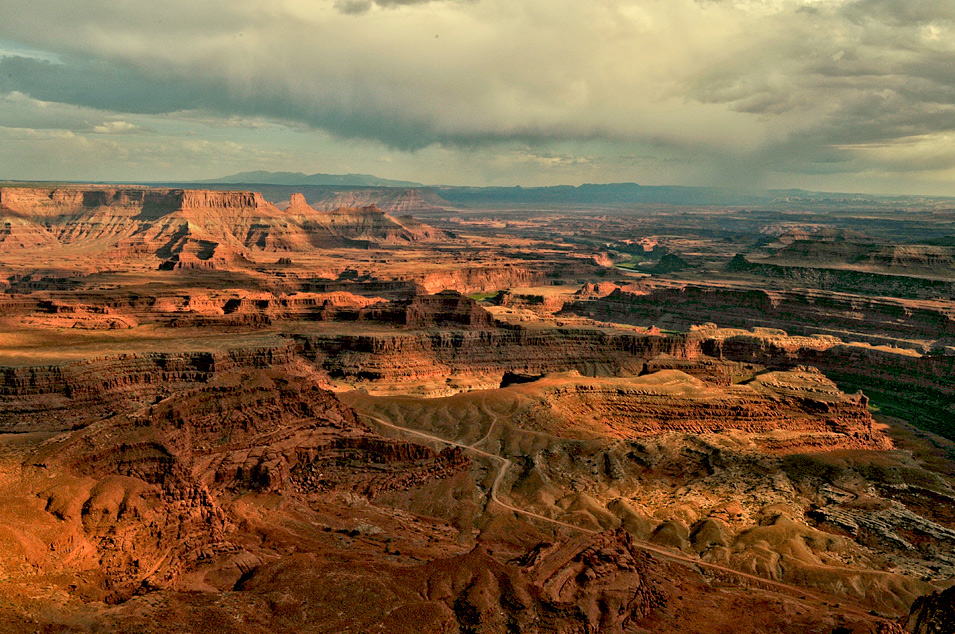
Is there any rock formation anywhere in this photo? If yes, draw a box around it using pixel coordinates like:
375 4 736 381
0 365 466 603
0 187 447 267
727 254 955 299
565 282 955 341
903 585 955 634
508 367 888 451
307 187 449 215
422 530 667 634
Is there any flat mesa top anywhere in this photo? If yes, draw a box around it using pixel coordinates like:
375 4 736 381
0 325 289 367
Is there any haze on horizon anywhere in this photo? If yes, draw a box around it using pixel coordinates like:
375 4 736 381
1 0 954 196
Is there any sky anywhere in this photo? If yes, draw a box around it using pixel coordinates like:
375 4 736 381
1 0 955 194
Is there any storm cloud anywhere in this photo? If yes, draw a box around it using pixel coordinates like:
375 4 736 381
1 0 954 192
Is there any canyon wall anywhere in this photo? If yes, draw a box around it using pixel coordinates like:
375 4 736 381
299 327 702 384
728 254 955 299
0 187 447 264
511 368 886 452
0 343 300 432
566 284 955 345
704 334 955 439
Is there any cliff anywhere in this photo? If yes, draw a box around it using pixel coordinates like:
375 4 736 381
566 283 955 343
299 327 702 387
0 289 504 329
703 331 955 440
0 187 447 265
510 367 886 452
728 254 955 299
763 229 955 276
0 343 301 432
308 204 447 243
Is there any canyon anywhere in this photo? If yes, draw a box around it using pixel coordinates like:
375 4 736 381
0 183 953 633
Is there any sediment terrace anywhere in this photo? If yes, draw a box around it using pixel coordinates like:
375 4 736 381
565 282 955 344
2 285 952 441
0 339 298 431
0 315 898 450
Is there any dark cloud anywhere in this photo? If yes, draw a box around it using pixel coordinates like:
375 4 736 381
843 0 955 26
0 55 442 148
0 56 203 114
334 0 374 14
0 52 613 152
2 0 955 192
334 0 473 14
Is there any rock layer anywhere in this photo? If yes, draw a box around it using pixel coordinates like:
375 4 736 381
0 187 447 267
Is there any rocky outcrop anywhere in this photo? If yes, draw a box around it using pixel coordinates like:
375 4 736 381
15 299 138 330
492 289 567 315
308 187 449 215
178 190 269 210
15 367 463 599
640 354 762 385
129 370 465 496
1 187 172 220
728 254 955 299
0 187 447 264
0 343 301 432
398 291 491 327
422 530 666 634
299 327 702 386
416 264 542 294
0 290 452 328
313 205 446 243
903 585 955 634
0 214 60 249
575 281 624 298
511 368 888 451
702 331 955 440
651 252 693 273
762 229 955 277
274 196 446 245
566 282 955 342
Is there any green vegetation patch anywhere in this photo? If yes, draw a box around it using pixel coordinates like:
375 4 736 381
467 291 500 301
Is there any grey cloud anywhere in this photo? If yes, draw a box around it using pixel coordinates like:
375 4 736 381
0 56 204 114
0 90 157 138
0 52 614 152
0 55 439 148
1 0 955 191
334 0 473 14
843 0 955 26
685 1 955 182
334 0 374 14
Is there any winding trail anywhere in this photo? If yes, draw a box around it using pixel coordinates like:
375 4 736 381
469 412 500 451
359 412 589 533
357 410 885 620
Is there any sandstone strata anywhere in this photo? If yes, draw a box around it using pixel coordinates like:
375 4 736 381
0 187 447 267
510 368 887 452
2 367 465 602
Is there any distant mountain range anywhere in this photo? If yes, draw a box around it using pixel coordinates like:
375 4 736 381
433 183 953 206
188 172 954 207
434 183 770 206
195 171 423 188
